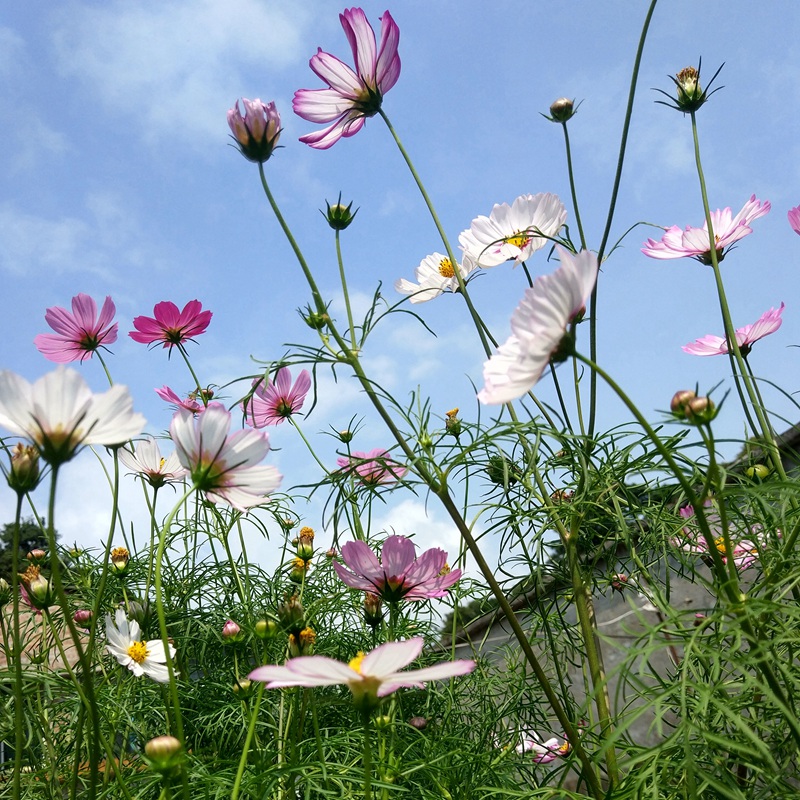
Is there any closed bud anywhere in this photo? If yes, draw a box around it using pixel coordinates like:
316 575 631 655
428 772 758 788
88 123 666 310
684 395 716 425
338 430 354 443
323 193 359 230
232 678 252 697
27 549 46 564
444 408 462 438
296 527 315 560
144 735 183 775
302 306 329 331
7 444 40 494
0 578 10 605
125 598 149 626
68 545 83 558
254 618 279 639
670 390 696 418
363 592 383 630
374 714 392 729
227 98 282 163
486 455 520 486
110 547 130 574
408 716 428 730
289 556 310 584
73 609 93 625
610 574 628 593
278 594 305 631
548 97 576 122
745 464 770 481
222 619 244 642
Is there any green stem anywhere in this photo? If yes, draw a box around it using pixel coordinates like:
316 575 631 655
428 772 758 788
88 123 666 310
95 350 114 387
176 342 205 399
231 683 265 800
362 712 373 800
335 229 358 350
11 494 25 798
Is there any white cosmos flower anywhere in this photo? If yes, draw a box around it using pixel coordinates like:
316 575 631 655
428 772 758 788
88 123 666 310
170 402 282 511
0 367 145 465
105 608 175 683
118 436 188 488
459 193 567 268
478 247 598 404
394 252 478 303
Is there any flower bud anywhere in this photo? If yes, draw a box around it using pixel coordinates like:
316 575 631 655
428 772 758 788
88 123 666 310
278 594 305 631
548 97 576 122
670 390 696 418
408 716 428 730
486 455 520 486
222 619 244 643
302 306 329 330
289 556 310 584
0 578 11 605
227 98 282 163
288 626 316 657
363 592 383 630
110 547 130 574
745 464 770 481
253 618 276 639
232 678 252 697
610 574 628 594
325 547 338 559
323 193 359 230
374 714 392 729
19 565 52 608
444 408 462 439
144 735 183 775
296 527 315 560
693 613 707 627
684 395 717 425
27 549 46 564
675 66 701 108
338 430 354 443
73 609 93 626
68 544 83 558
7 444 40 494
125 598 149 626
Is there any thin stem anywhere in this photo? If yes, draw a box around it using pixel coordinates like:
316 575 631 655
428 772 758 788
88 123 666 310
362 713 373 800
176 343 205 398
11 494 25 798
335 229 358 350
231 683 265 800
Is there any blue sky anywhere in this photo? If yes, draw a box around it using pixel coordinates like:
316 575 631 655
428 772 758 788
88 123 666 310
1 1 799 564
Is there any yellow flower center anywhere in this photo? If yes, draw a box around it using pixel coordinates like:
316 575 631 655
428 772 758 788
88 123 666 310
714 536 727 554
159 457 166 469
348 652 366 674
446 408 459 418
438 258 455 278
505 232 529 249
127 641 149 664
439 563 451 576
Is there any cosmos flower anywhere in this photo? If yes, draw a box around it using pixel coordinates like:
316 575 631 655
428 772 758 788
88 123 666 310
118 436 188 488
478 247 598 404
459 193 567 268
242 368 311 427
515 731 572 764
333 534 461 602
394 253 478 303
642 195 770 264
0 367 145 465
130 300 212 351
293 8 400 149
336 448 407 485
249 637 474 710
105 608 175 683
227 98 281 163
155 386 205 414
788 205 800 235
682 304 784 356
169 402 282 511
34 293 118 363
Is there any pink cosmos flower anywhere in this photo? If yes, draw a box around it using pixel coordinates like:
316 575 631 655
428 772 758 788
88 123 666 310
478 247 598 404
459 193 568 268
333 534 461 602
292 8 400 149
515 731 572 764
682 303 784 356
337 448 407 485
788 205 800 235
642 195 770 264
169 402 282 512
34 293 118 363
675 504 763 571
130 300 212 350
249 637 475 709
155 386 204 414
242 368 311 427
227 98 281 163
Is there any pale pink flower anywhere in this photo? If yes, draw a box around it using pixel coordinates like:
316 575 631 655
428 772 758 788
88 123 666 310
788 205 800 235
292 8 400 149
0 367 145 465
155 386 204 414
130 300 212 350
516 731 571 764
249 637 474 709
333 534 461 602
478 247 598 404
242 368 311 427
337 448 407 485
675 504 763 571
642 195 770 264
118 436 188 488
227 98 281 163
459 194 567 268
394 253 478 303
682 304 784 356
169 402 281 512
34 293 118 363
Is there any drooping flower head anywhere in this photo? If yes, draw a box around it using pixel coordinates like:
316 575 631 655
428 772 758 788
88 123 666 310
155 386 205 414
293 8 400 149
169 402 282 511
242 368 311 428
642 195 770 265
227 98 282 163
249 637 475 711
788 205 800 235
0 367 145 465
682 303 784 357
34 293 118 364
118 436 188 488
478 247 598 404
394 253 478 303
337 448 407 485
459 194 567 268
105 608 175 683
333 534 461 602
514 730 572 764
130 300 212 351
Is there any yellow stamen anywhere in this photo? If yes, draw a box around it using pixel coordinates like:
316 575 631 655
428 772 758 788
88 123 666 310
446 408 459 418
438 258 455 278
505 232 529 249
348 651 366 673
439 563 451 576
127 641 149 664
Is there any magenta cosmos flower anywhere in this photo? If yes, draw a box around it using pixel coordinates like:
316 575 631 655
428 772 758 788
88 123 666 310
478 247 598 404
682 303 784 357
169 402 282 511
249 637 474 710
242 367 311 427
227 98 281 163
459 193 567 268
34 293 118 363
337 448 407 485
130 300 212 350
292 8 400 149
333 534 461 602
642 195 770 264
788 205 800 235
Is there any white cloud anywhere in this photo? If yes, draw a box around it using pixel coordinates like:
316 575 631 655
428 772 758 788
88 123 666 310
50 0 321 145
